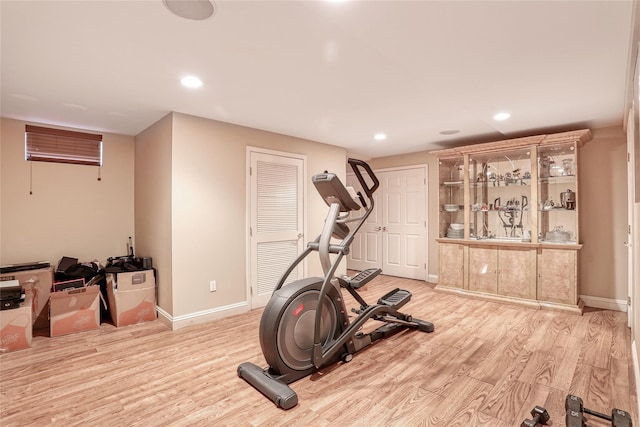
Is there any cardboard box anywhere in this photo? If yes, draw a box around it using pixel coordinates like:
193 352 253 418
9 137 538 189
0 268 53 331
106 270 156 327
50 286 100 337
0 293 33 352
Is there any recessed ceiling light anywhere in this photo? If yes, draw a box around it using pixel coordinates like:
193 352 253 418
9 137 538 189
439 129 460 135
181 75 203 88
374 133 387 141
164 0 215 20
493 112 511 121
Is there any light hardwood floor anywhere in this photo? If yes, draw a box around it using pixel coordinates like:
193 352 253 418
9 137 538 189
1 275 637 427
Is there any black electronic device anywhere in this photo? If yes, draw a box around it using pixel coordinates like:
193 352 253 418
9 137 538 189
56 256 78 273
0 261 50 275
52 278 85 292
0 285 25 310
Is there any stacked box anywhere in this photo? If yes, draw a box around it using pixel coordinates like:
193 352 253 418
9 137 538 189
49 286 100 337
106 269 156 327
0 294 33 352
0 268 53 331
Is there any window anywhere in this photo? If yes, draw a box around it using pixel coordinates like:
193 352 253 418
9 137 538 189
25 125 103 166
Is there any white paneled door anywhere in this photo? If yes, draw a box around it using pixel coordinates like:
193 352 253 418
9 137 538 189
348 167 427 280
345 174 381 271
627 107 636 328
248 150 305 309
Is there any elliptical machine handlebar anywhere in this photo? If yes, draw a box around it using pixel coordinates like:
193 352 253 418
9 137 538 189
272 159 377 293
348 158 379 200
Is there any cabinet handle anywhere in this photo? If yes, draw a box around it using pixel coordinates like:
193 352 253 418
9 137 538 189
374 226 382 231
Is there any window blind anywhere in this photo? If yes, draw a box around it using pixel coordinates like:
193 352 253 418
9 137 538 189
25 125 103 166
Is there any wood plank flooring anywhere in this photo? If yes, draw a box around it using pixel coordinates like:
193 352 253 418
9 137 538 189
1 275 637 426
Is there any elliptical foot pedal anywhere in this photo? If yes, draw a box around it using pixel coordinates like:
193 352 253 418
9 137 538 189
378 288 412 309
344 268 381 289
237 362 298 409
414 319 435 333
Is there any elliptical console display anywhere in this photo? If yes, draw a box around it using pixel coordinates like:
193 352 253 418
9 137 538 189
238 158 434 409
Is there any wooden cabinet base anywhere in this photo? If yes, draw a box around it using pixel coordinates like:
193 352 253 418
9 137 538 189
434 284 584 315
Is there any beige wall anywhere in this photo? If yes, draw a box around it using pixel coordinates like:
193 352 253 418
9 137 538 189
580 126 628 300
3 115 627 318
0 118 135 265
135 114 173 314
368 125 629 302
140 113 347 319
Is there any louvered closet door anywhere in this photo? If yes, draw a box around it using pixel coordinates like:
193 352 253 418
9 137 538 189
249 151 305 309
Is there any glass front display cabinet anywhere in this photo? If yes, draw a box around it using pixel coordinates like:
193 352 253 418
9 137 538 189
537 142 579 244
468 148 533 242
438 156 465 239
433 129 591 314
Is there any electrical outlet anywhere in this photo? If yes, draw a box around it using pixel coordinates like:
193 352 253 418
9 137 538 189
209 280 217 292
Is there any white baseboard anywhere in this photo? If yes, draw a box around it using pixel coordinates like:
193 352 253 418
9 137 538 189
156 301 249 330
579 294 628 312
428 273 438 284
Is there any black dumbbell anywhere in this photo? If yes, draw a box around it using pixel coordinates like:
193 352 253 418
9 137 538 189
565 394 586 427
611 408 632 427
565 394 633 427
521 406 551 427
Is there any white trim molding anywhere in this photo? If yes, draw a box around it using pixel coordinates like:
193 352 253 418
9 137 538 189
156 301 249 331
579 294 628 312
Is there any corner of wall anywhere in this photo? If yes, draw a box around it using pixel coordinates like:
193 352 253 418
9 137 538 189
633 340 640 421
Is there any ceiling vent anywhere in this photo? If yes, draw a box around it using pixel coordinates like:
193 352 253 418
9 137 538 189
163 0 215 20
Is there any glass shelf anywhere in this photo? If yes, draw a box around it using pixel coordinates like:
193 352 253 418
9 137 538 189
439 157 465 239
538 142 578 243
468 148 532 240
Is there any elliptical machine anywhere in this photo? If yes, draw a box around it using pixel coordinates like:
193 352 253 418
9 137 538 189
238 158 434 409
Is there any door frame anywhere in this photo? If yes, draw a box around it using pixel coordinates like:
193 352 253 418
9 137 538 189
628 107 637 328
347 164 429 281
245 147 307 309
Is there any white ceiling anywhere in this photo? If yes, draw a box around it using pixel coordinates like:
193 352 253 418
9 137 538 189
1 0 636 158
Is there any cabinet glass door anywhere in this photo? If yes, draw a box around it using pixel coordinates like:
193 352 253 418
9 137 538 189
538 142 578 244
438 157 464 239
468 148 533 241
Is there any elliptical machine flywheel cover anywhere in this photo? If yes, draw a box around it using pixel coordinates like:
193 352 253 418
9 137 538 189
259 277 344 376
